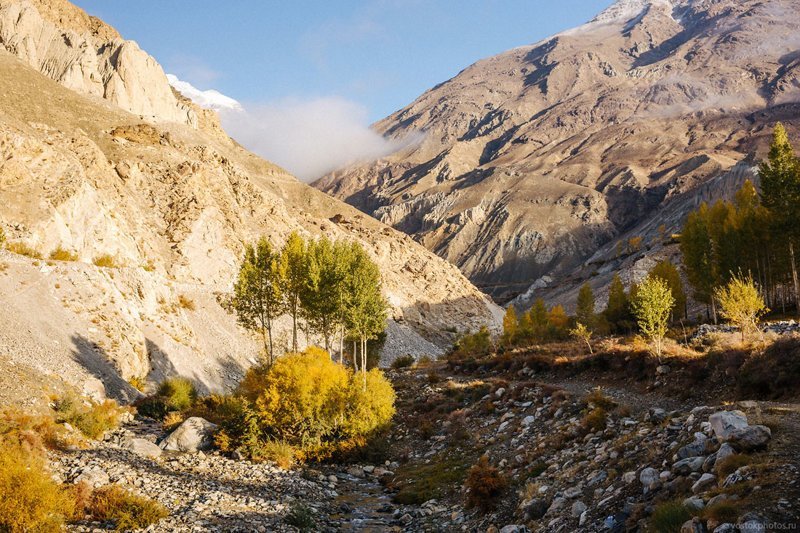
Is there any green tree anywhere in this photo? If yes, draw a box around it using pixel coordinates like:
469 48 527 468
233 237 285 363
714 274 768 342
649 260 686 322
632 277 675 361
604 274 630 332
681 203 715 312
343 242 388 388
302 236 347 355
576 283 595 327
526 298 549 341
501 306 518 346
570 322 593 354
759 123 800 312
278 232 308 352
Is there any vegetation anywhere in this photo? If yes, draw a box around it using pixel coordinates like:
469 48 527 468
208 347 395 462
681 124 800 317
7 241 42 259
570 322 593 354
465 456 507 512
52 395 126 439
93 253 119 268
391 354 416 369
648 500 692 533
649 260 686 321
0 226 4 248
631 276 674 360
604 274 634 333
450 326 493 359
49 246 79 262
177 294 196 311
233 233 387 369
136 378 197 421
284 502 316 531
714 274 768 341
87 485 168 531
575 282 596 327
0 442 76 532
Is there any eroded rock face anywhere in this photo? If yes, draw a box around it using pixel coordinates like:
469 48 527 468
316 0 800 300
0 0 196 125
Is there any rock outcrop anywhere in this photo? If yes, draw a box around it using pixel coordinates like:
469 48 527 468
316 0 800 301
0 0 197 125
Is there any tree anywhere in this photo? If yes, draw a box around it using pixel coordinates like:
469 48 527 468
604 274 630 332
576 283 596 327
343 242 388 388
681 203 715 313
278 232 308 352
631 277 675 361
501 306 518 346
302 236 347 355
649 260 686 322
714 274 768 342
547 305 569 339
759 123 800 313
525 298 549 342
233 237 285 363
570 322 593 354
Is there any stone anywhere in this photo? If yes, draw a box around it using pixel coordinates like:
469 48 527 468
571 500 587 517
713 525 736 533
656 365 671 375
677 436 708 459
622 471 637 484
726 425 771 451
709 411 748 440
74 465 109 488
522 415 535 426
683 496 705 511
681 517 708 533
499 526 527 533
673 456 705 475
123 437 162 458
648 408 668 424
707 494 737 507
579 510 588 526
495 387 506 397
522 498 548 520
564 486 582 499
160 417 218 452
738 513 766 533
692 473 717 494
713 443 736 471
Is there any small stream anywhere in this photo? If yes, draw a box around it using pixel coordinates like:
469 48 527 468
330 473 399 531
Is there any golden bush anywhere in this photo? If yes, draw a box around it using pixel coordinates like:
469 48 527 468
88 485 168 531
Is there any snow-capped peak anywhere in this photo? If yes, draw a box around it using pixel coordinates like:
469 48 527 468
166 74 242 112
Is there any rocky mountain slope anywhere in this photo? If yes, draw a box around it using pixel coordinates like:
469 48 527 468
0 0 500 406
315 0 800 301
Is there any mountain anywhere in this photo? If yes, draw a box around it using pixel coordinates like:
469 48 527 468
0 0 500 406
315 0 800 302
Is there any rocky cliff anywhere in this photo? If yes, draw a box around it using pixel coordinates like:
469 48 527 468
0 0 501 406
315 0 800 301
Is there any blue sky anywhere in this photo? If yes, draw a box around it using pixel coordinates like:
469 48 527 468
72 0 614 179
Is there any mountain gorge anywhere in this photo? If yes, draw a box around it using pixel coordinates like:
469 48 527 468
0 0 500 405
315 0 800 302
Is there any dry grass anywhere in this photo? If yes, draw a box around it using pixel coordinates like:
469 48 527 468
465 456 507 512
49 246 79 262
52 395 126 440
177 294 196 311
93 253 119 268
87 485 168 531
7 241 42 259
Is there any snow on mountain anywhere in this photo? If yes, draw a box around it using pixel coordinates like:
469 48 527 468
166 74 242 111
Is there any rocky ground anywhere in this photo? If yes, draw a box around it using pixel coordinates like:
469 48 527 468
47 346 800 532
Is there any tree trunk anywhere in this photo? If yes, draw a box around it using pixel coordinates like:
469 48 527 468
338 325 344 365
361 336 367 391
352 340 357 370
291 302 298 353
790 242 800 315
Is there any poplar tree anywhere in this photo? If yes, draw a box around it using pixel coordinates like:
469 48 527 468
649 260 686 322
233 237 285 363
632 277 674 360
303 236 347 354
278 232 308 352
501 306 518 346
576 283 596 326
604 274 629 332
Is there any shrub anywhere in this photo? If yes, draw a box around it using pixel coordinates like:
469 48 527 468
391 354 415 369
53 395 125 439
177 294 196 311
649 500 691 533
0 442 75 532
88 485 168 531
465 456 507 512
49 246 79 262
128 375 147 392
7 241 42 259
93 254 119 268
450 326 493 360
737 336 800 399
157 378 197 412
0 408 72 452
582 407 608 433
392 453 470 505
584 388 617 411
284 502 315 531
632 277 674 360
701 501 740 523
714 454 751 477
715 274 767 342
255 439 297 469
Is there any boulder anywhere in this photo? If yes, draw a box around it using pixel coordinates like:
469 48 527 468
712 525 736 533
123 437 162 459
673 456 705 475
683 496 705 511
639 467 660 493
74 465 109 488
726 425 771 451
648 408 667 424
159 417 218 452
622 471 637 484
692 473 717 494
681 517 708 533
677 436 709 459
571 501 587 517
499 526 528 533
709 411 748 440
713 443 736 472
522 498 548 520
738 513 766 533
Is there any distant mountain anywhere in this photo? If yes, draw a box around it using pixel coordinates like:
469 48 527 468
315 0 800 302
0 0 500 405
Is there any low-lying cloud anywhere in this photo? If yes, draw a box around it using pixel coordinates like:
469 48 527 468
168 76 409 182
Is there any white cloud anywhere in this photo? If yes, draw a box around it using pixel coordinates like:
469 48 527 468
167 76 410 182
166 74 242 111
219 96 412 182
